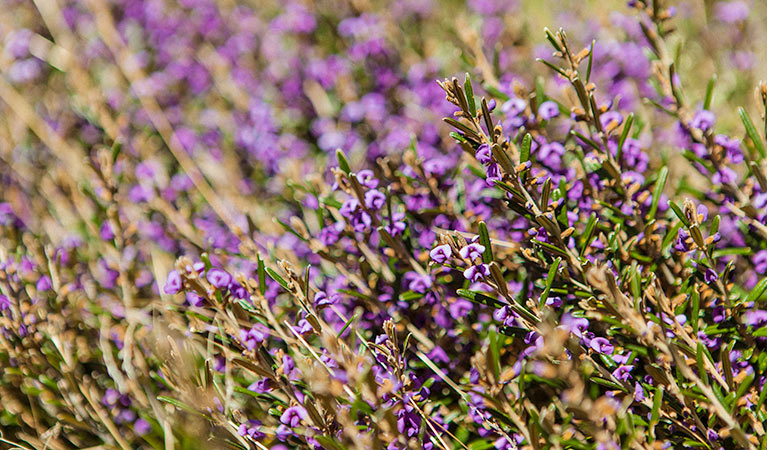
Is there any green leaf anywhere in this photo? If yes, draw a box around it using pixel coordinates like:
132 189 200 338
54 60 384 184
489 327 500 379
537 58 568 78
617 113 634 162
752 327 767 337
450 131 468 143
313 436 345 450
746 277 767 305
336 148 351 174
667 200 689 227
464 73 476 117
478 221 493 263
690 289 700 335
110 141 122 163
257 254 266 296
696 342 709 385
266 267 290 291
586 40 595 83
540 257 561 308
520 133 532 164
579 213 599 257
158 396 208 418
704 75 716 110
457 289 505 308
650 386 664 426
647 166 668 220
543 27 562 52
483 84 510 102
739 107 767 159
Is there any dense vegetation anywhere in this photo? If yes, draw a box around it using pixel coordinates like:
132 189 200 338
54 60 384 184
2 0 767 448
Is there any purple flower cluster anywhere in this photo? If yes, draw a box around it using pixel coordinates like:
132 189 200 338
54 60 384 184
1 0 767 449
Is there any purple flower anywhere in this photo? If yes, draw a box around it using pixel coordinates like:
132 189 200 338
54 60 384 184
240 327 267 350
134 418 151 436
36 275 52 292
537 101 559 120
691 109 715 132
339 198 360 218
280 405 308 427
459 243 486 261
485 163 501 186
715 1 749 23
238 419 265 440
0 295 9 311
612 365 634 382
206 268 232 289
755 250 767 273
589 337 614 355
475 143 493 164
314 290 336 307
545 296 562 307
744 310 767 327
248 378 273 394
704 268 718 284
163 270 182 295
599 111 623 129
356 169 379 189
185 292 204 307
561 314 589 338
397 408 422 437
364 189 386 209
712 166 737 184
634 382 645 402
429 244 452 264
673 228 691 253
100 221 115 240
463 264 490 282
405 272 432 293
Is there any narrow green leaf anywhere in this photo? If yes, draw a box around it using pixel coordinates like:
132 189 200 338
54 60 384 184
478 221 493 263
704 75 716 110
336 149 351 173
540 257 561 308
544 27 562 52
690 289 700 335
647 166 668 220
520 133 532 164
457 289 505 308
746 278 767 305
668 200 690 227
579 213 598 257
586 41 595 83
336 313 357 338
450 131 468 143
617 113 634 162
739 107 767 159
257 254 266 296
110 141 122 163
489 328 500 379
266 268 290 291
537 58 568 78
464 73 476 117
650 386 663 426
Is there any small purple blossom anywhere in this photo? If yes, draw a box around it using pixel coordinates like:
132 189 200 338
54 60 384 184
163 270 182 295
206 268 232 289
429 244 452 264
589 337 615 355
537 101 559 120
280 405 308 427
463 264 490 282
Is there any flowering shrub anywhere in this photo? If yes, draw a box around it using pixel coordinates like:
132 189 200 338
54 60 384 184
2 0 767 449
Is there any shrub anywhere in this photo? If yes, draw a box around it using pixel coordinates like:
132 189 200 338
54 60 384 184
1 0 766 449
